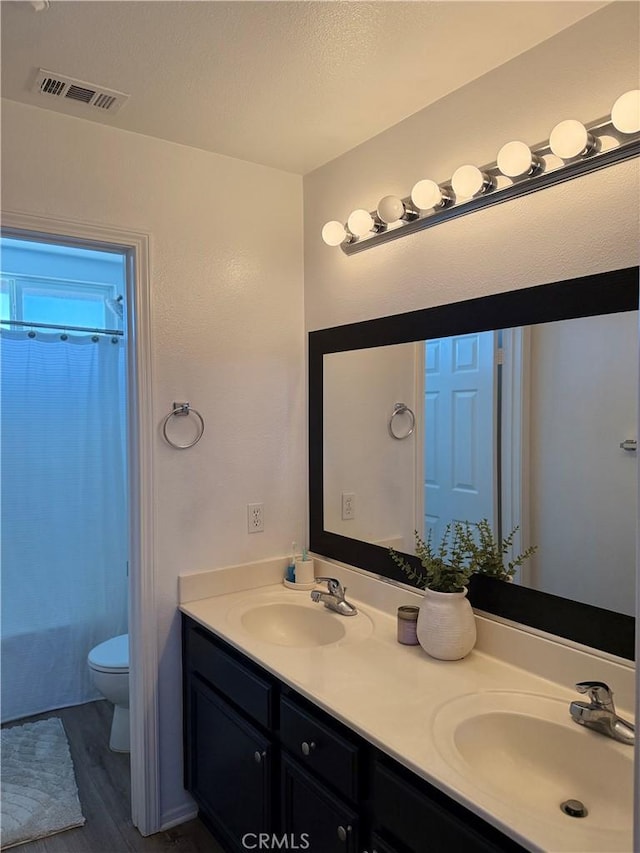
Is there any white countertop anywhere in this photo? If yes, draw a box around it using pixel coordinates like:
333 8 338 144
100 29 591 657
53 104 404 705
179 557 635 853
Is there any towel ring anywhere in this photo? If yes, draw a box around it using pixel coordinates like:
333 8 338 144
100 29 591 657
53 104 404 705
162 402 205 449
389 402 415 440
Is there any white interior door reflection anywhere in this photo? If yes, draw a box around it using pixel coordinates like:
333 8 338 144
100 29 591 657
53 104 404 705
420 332 497 546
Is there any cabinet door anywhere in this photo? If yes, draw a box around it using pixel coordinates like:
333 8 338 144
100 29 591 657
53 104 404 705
369 835 398 853
373 762 520 853
189 675 272 850
282 755 358 853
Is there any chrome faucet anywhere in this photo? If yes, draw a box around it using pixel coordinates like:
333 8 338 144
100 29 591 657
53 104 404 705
569 681 635 746
310 577 358 616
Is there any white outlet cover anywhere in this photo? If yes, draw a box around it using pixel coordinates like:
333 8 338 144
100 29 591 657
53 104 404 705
247 502 264 533
341 492 355 520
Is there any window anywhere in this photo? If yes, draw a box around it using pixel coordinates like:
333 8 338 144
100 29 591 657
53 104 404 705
0 238 125 332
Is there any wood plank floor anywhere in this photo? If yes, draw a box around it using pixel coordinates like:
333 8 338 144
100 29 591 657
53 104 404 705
2 701 223 853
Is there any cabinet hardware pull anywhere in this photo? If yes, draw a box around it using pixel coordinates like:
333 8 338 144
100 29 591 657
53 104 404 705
301 740 316 755
337 825 351 842
254 750 266 763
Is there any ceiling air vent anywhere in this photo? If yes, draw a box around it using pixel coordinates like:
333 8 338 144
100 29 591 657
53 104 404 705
32 69 129 114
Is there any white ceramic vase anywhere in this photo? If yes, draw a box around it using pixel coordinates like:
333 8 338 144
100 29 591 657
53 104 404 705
416 587 476 660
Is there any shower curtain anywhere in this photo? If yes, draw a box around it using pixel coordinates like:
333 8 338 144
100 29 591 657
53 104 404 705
1 330 128 722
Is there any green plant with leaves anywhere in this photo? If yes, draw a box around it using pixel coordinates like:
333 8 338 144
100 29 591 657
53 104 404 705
461 518 537 581
389 523 474 593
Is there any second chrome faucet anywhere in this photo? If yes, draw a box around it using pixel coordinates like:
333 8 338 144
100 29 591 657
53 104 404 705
569 681 634 745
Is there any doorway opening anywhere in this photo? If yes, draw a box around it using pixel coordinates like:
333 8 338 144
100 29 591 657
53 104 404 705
1 235 129 724
0 215 158 838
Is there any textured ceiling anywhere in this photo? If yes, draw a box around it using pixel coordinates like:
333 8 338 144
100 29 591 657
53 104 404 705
1 1 609 174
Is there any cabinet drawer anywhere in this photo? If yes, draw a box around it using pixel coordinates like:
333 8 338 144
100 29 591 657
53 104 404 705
373 762 519 853
280 695 359 802
185 621 273 729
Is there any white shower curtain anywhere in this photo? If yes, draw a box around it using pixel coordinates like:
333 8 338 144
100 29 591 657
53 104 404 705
1 330 128 722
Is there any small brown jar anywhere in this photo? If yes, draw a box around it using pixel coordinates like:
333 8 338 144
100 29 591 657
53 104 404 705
397 605 419 645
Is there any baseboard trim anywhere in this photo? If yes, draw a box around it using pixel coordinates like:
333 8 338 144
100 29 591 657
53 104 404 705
160 803 199 832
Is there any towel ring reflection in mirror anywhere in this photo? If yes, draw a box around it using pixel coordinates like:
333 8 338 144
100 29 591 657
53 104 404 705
162 402 205 449
388 402 415 440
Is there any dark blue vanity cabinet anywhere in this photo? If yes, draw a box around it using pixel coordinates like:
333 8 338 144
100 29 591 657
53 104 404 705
183 619 275 850
188 675 273 845
182 615 525 853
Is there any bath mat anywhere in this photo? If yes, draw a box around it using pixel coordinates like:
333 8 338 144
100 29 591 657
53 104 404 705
1 717 85 849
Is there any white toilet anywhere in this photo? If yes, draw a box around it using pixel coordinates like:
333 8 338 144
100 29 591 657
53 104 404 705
88 633 130 753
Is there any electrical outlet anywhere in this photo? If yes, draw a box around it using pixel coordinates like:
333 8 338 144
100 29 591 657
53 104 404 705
341 492 355 520
247 502 264 533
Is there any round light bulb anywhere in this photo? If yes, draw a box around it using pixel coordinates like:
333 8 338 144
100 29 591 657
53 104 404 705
377 195 406 224
549 119 592 159
611 90 640 134
321 220 347 247
497 140 538 178
411 179 444 210
347 209 375 238
451 165 491 200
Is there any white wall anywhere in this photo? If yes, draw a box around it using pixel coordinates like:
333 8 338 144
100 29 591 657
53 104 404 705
528 313 637 615
304 3 639 332
1 99 305 823
323 343 417 549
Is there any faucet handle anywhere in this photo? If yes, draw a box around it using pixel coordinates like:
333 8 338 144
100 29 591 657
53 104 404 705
575 681 615 710
315 577 344 597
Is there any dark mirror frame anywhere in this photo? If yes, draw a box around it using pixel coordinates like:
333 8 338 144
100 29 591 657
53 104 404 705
309 267 638 660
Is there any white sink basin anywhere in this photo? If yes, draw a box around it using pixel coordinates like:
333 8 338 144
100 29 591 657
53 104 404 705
227 593 373 648
433 691 633 843
240 603 347 647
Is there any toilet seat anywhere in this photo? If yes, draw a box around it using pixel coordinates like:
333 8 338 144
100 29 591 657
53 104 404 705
88 633 129 674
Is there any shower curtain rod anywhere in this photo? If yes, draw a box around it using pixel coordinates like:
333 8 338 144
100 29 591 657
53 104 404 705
0 319 123 336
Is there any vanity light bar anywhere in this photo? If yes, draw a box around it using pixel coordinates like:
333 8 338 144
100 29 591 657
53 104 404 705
322 90 640 255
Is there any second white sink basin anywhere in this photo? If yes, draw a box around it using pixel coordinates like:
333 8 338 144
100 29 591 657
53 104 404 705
433 690 633 843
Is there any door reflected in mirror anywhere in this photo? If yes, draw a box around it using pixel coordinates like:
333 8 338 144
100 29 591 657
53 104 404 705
324 311 637 615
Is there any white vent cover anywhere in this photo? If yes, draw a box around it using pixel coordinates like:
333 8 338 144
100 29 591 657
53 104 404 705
32 69 129 114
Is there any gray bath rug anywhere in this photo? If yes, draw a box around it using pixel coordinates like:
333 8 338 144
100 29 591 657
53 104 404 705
1 717 85 848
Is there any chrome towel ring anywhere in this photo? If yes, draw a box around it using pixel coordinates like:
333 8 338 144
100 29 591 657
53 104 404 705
389 402 415 440
162 402 205 449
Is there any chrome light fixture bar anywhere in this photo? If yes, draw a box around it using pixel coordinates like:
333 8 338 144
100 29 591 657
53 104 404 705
322 90 640 255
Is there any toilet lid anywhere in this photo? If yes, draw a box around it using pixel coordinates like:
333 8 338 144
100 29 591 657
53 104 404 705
88 633 129 673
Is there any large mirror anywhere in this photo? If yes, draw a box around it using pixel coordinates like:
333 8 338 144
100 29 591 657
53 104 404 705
310 268 638 659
